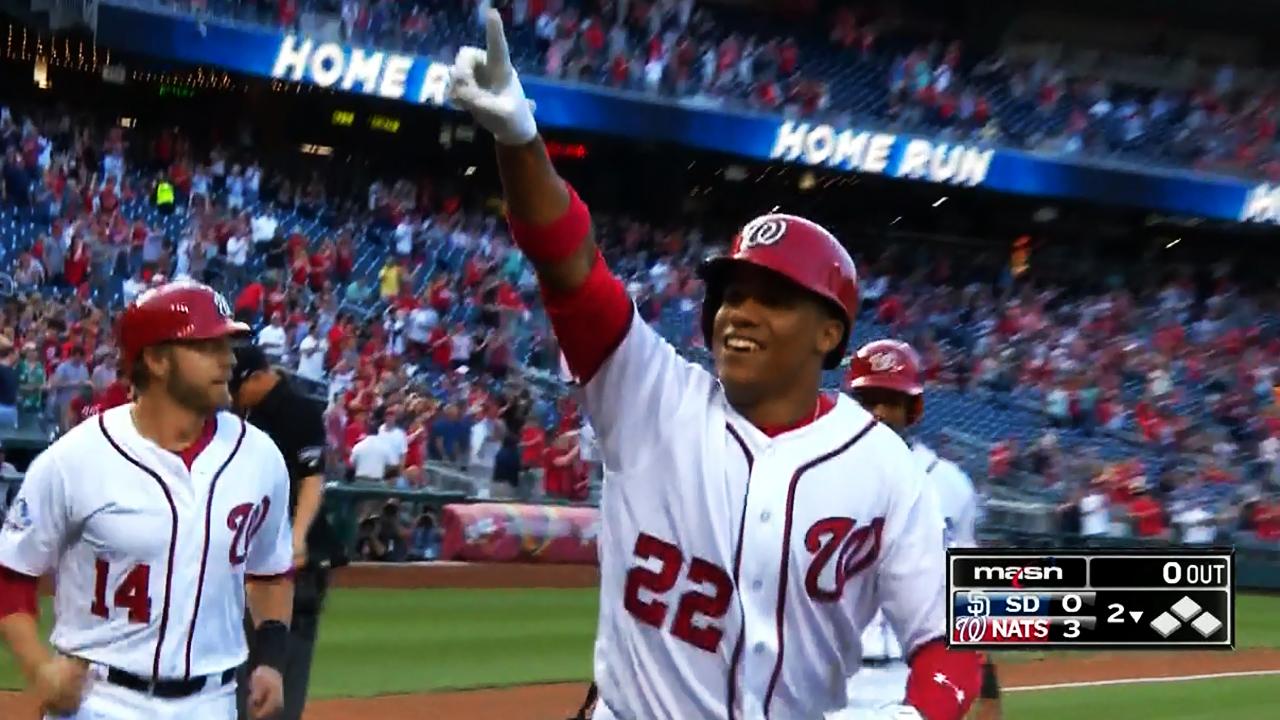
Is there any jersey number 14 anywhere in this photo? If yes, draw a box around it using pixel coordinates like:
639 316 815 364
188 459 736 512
623 533 734 653
89 559 153 624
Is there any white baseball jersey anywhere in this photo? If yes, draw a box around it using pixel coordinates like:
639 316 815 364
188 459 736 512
586 313 947 720
0 405 293 681
857 442 977 662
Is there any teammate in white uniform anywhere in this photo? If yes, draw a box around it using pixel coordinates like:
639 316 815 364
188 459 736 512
833 339 1000 719
448 14 983 719
0 281 294 719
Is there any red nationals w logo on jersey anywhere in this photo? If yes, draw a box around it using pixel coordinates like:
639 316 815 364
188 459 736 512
227 495 272 566
803 516 885 602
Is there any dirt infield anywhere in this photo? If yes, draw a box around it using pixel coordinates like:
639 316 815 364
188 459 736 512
2 563 1278 719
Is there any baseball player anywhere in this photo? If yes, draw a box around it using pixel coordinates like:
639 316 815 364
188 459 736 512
449 12 982 719
834 339 1002 720
0 280 295 719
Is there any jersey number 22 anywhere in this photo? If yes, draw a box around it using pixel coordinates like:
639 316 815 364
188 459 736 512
623 533 734 653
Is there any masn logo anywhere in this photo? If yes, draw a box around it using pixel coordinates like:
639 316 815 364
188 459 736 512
973 565 1064 582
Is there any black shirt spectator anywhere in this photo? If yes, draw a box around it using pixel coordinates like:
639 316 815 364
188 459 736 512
1059 498 1082 535
2 152 28 208
0 353 18 407
501 389 532 437
357 504 408 561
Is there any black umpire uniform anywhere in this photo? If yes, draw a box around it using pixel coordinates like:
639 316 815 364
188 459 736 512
231 345 345 720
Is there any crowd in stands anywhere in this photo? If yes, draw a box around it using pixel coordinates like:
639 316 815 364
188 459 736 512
2 94 1280 549
858 241 1280 544
142 0 1280 179
0 99 602 515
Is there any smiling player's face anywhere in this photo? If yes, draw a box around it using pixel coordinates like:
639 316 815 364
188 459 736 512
711 264 842 408
155 337 237 414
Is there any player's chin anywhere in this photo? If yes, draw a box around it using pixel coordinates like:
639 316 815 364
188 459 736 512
716 351 768 392
208 383 233 410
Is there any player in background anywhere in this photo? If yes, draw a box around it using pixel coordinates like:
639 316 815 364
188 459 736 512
0 281 294 719
835 339 1002 720
449 12 981 720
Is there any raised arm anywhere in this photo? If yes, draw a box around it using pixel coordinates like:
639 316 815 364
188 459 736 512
447 10 712 473
495 140 597 294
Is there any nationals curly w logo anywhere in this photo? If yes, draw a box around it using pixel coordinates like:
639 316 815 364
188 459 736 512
227 495 271 566
803 516 885 602
739 217 788 249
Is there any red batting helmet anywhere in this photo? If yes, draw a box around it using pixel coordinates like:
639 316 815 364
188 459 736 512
698 213 859 369
847 339 924 396
117 280 250 374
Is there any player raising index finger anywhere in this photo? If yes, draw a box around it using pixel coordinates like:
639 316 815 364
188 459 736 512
448 11 982 719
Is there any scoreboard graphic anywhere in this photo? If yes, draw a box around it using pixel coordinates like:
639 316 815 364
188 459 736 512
947 548 1234 650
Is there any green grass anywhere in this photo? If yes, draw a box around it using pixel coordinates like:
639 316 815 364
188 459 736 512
1236 593 1280 648
307 588 598 698
0 588 600 697
0 598 52 689
1005 674 1280 720
2 589 1277 715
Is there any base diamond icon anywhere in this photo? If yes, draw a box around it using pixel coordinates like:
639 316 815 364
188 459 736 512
1171 596 1202 621
1191 612 1223 637
1150 612 1182 638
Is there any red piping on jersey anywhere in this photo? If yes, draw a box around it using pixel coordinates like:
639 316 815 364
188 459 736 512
183 416 247 680
762 417 878 718
724 424 753 720
176 415 218 470
755 393 836 438
99 413 180 682
540 249 634 385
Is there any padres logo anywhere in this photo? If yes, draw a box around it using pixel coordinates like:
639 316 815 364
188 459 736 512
955 590 990 643
739 217 788 250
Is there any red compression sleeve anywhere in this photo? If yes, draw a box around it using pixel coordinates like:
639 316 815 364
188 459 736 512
0 565 39 621
542 249 633 385
506 184 592 264
905 639 982 720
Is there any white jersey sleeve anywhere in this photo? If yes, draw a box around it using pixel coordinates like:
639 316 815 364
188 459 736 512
940 459 978 548
580 310 714 474
245 449 293 577
0 450 70 577
912 443 978 548
873 450 948 658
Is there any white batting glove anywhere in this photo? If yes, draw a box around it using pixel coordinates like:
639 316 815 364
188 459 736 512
448 9 538 146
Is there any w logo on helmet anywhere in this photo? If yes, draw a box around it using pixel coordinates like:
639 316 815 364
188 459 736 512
739 217 788 250
869 351 904 374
